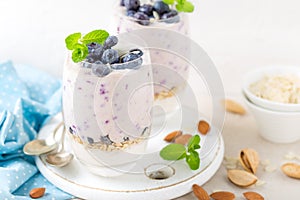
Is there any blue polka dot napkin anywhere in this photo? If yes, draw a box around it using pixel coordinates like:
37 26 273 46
0 61 72 199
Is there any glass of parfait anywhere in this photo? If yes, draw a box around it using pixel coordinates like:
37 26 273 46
62 31 154 176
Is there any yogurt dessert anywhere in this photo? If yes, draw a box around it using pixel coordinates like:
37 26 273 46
62 30 154 176
112 0 193 103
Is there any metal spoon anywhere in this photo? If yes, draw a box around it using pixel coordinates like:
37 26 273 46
46 125 73 167
23 122 63 156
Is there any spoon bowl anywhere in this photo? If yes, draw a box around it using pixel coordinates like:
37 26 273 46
23 122 64 156
46 152 74 167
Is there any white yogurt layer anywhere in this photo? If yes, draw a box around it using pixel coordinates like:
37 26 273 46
63 53 154 145
249 75 300 104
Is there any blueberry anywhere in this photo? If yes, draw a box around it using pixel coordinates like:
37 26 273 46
127 10 136 17
124 0 140 11
103 36 118 49
133 12 150 26
85 55 96 63
161 10 180 23
94 46 104 58
100 135 113 145
121 49 143 62
138 4 153 16
87 42 101 53
91 64 111 77
94 60 103 64
153 1 170 15
120 0 125 6
101 49 119 64
87 137 94 144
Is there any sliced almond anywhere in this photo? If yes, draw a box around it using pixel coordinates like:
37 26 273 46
281 163 300 179
29 187 46 199
243 191 264 200
192 184 210 200
227 169 257 187
210 191 235 200
174 134 192 145
198 120 210 135
224 99 246 115
240 148 260 174
163 130 182 142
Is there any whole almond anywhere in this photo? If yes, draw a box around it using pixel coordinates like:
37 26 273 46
192 184 209 200
227 169 257 187
224 99 246 115
174 134 192 145
164 130 182 142
240 148 260 174
29 187 46 199
243 191 264 200
210 191 235 200
198 120 210 135
281 163 300 179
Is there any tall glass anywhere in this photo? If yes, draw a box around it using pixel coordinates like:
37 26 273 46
111 2 190 115
62 39 154 176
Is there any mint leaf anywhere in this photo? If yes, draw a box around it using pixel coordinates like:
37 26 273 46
160 144 186 160
186 150 200 170
81 30 109 45
71 44 88 63
163 0 175 4
65 33 81 50
187 135 200 151
176 1 194 12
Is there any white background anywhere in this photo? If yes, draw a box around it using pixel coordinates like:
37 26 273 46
1 0 300 95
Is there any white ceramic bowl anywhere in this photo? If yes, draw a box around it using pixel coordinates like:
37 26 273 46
244 94 300 143
243 66 300 112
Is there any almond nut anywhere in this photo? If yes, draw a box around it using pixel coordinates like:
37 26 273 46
192 184 209 200
29 187 46 199
164 130 182 142
224 99 246 115
240 148 260 174
174 134 192 145
281 163 300 179
227 169 257 187
198 120 210 135
243 191 264 200
210 191 235 200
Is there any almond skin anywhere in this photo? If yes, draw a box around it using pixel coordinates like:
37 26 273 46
243 191 264 200
240 148 260 174
29 187 46 199
174 134 192 145
210 191 235 200
164 130 182 142
281 163 300 179
198 120 210 135
224 99 246 115
227 169 257 187
192 184 209 200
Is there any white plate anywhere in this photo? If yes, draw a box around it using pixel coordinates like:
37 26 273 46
36 109 224 200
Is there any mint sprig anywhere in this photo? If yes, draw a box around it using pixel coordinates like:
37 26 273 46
65 30 109 63
160 135 201 170
163 0 194 13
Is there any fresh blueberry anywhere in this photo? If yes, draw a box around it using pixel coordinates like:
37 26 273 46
87 42 101 53
101 49 119 64
91 64 111 77
94 46 104 58
85 55 96 63
153 1 170 15
124 0 140 11
138 4 153 16
87 137 94 144
103 36 118 49
94 60 103 64
133 12 150 26
161 10 180 23
127 9 136 17
120 0 125 6
121 49 143 62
